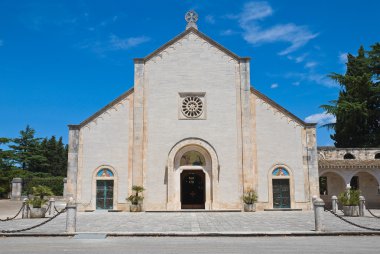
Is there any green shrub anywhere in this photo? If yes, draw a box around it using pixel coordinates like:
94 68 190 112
127 185 145 205
23 177 64 196
243 189 258 204
338 189 360 206
27 185 54 208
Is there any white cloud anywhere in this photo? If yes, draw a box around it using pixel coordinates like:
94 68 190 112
0 40 3 46
305 112 336 126
339 52 347 64
109 35 150 50
220 29 237 36
285 72 337 88
205 15 215 24
235 1 318 55
270 83 278 89
305 61 317 69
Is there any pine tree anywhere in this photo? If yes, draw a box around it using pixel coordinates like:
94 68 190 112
321 44 380 147
9 125 48 172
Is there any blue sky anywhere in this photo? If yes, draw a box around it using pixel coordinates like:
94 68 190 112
0 0 379 145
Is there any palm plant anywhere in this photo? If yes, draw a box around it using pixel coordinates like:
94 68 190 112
127 185 145 205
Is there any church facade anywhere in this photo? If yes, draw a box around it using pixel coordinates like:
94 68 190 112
66 13 320 211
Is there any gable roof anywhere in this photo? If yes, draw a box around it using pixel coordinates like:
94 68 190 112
69 88 134 130
134 27 250 63
251 88 316 128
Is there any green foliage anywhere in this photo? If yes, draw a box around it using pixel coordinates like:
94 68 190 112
321 44 380 148
127 185 145 205
0 126 68 176
23 177 64 196
338 189 361 206
242 189 258 204
27 185 54 208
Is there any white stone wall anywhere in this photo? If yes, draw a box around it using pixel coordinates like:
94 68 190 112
253 94 308 207
77 96 131 210
143 31 241 210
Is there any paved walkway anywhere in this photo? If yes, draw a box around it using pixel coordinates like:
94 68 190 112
1 200 380 234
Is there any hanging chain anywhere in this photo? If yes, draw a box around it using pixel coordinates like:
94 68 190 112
0 203 25 222
1 207 66 234
325 207 380 231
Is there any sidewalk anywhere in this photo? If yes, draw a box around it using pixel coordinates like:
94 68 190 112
1 200 380 236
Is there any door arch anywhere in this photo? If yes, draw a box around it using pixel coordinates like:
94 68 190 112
166 138 219 210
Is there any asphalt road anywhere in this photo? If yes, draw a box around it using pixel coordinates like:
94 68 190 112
1 236 380 254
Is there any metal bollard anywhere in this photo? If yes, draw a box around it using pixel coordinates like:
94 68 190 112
49 198 55 215
313 198 325 232
66 201 77 233
359 196 365 217
22 198 28 219
331 196 338 214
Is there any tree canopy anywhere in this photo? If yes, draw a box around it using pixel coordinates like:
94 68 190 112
0 125 68 176
321 43 380 148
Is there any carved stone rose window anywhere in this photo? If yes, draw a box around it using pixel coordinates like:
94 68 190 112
178 92 206 120
182 96 203 118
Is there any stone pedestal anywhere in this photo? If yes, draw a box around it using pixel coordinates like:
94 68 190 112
331 195 338 214
313 198 325 232
11 178 22 201
66 202 77 233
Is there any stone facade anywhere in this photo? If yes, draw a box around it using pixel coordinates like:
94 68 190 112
66 23 319 211
318 147 380 208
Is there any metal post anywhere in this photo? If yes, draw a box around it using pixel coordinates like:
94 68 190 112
359 196 365 217
66 199 77 233
22 198 28 219
49 198 55 215
313 198 325 232
331 195 338 214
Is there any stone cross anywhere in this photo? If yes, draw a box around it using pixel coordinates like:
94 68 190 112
185 10 198 30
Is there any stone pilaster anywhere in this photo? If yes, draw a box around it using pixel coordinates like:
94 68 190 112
239 58 254 191
66 125 80 201
306 126 319 198
132 59 145 187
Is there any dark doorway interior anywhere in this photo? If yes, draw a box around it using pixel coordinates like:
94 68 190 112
181 170 205 209
96 180 114 210
273 179 290 208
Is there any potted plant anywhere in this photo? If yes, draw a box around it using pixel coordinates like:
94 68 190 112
127 185 145 212
243 189 258 212
338 189 360 216
27 185 54 218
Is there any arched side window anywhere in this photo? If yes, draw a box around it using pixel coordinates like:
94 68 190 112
180 151 205 166
344 153 355 160
375 153 380 159
272 167 289 176
97 168 114 177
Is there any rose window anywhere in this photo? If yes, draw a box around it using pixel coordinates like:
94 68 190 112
182 96 203 118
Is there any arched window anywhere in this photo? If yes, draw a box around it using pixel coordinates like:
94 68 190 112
344 153 355 160
180 151 205 166
375 153 380 159
272 167 289 176
97 168 114 177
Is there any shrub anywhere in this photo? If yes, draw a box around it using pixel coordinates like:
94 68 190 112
27 185 54 208
127 185 145 205
243 189 258 204
338 189 360 206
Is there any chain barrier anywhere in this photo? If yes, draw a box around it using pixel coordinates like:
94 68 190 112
0 206 67 234
0 203 25 222
366 208 380 219
325 207 380 231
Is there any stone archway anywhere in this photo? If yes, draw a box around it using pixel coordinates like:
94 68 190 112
166 138 219 210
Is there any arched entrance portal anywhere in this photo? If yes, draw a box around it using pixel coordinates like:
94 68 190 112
95 168 115 210
181 170 205 209
166 138 219 210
